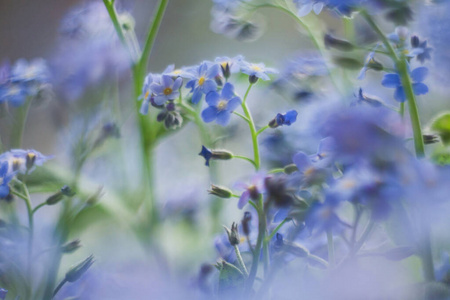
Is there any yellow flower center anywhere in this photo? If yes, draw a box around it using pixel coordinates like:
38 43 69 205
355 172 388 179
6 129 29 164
12 158 23 171
342 179 356 189
304 167 315 177
221 62 229 69
198 76 205 86
217 100 227 111
27 152 36 160
144 90 150 99
251 65 262 72
163 87 173 95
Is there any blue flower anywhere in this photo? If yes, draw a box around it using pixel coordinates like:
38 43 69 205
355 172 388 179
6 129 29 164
185 62 220 104
199 146 213 166
352 88 384 107
162 64 195 79
305 194 343 235
309 137 336 167
0 82 30 106
293 151 330 187
201 82 241 126
0 288 7 300
381 67 429 102
0 149 52 174
11 58 49 83
215 55 244 78
275 110 298 126
139 73 158 115
150 75 183 105
240 61 278 81
410 36 432 64
0 162 13 199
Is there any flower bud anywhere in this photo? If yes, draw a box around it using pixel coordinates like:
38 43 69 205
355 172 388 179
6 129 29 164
26 152 36 170
208 184 233 199
283 164 299 175
224 222 240 246
220 63 231 79
46 186 73 205
423 134 439 145
324 34 354 51
241 212 252 236
65 255 95 283
249 75 258 84
62 239 82 254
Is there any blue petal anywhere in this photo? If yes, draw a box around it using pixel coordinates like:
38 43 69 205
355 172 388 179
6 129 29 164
215 111 231 126
150 83 164 94
0 185 9 198
411 67 428 83
153 95 168 105
221 82 235 100
313 2 324 14
413 83 429 95
206 64 220 79
381 73 401 88
191 88 202 104
185 79 195 91
394 86 406 102
227 97 241 112
205 91 220 106
172 77 183 90
201 106 217 123
0 162 8 177
202 80 217 94
139 99 150 115
161 75 173 87
293 152 312 173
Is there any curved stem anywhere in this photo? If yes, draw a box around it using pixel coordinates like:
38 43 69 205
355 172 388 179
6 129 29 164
234 245 249 277
32 202 47 215
240 84 260 170
266 218 288 242
52 278 67 299
256 125 269 136
308 254 329 268
233 155 256 168
233 111 250 123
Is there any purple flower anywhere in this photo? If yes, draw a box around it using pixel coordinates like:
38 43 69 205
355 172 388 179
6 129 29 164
150 75 182 105
0 149 52 174
185 62 220 104
0 82 30 106
381 67 429 102
293 151 330 187
234 173 266 209
11 58 49 83
201 82 241 126
276 110 298 126
0 162 13 199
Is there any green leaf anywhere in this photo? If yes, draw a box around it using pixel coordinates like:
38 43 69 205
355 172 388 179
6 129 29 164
430 112 450 145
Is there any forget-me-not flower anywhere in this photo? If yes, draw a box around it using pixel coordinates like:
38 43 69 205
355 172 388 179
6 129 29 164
240 61 278 81
185 62 220 104
150 75 183 105
381 67 429 102
201 82 241 126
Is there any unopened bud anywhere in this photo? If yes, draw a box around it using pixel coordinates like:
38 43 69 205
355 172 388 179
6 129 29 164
423 134 439 145
411 35 420 48
284 164 298 174
26 152 36 170
46 186 73 205
324 34 354 51
241 212 252 236
208 184 232 199
224 222 240 246
62 239 82 254
220 63 231 79
249 75 258 84
65 255 95 283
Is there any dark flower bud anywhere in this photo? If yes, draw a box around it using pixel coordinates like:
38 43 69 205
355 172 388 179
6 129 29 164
46 186 73 205
150 97 164 109
166 101 176 112
383 246 415 261
26 152 36 170
265 175 295 207
367 59 383 72
423 134 439 145
214 75 223 87
224 222 240 246
62 239 82 254
157 110 168 122
241 212 252 236
324 34 354 51
65 255 95 283
249 75 258 84
284 164 299 174
273 233 284 252
221 63 231 79
208 184 232 199
411 35 420 48
332 56 363 70
269 110 298 128
247 185 260 200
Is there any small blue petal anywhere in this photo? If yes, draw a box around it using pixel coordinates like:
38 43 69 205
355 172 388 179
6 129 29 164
382 73 401 88
216 111 231 126
412 83 429 95
394 86 406 102
411 67 428 83
201 106 218 123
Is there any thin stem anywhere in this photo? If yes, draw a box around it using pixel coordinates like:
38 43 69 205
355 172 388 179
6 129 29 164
234 245 249 277
308 254 329 268
246 196 265 292
256 125 269 136
138 0 169 74
52 278 67 298
242 83 253 105
266 218 288 242
11 97 32 148
353 220 375 254
240 84 260 170
327 230 335 267
32 202 47 215
268 168 284 174
233 111 250 123
233 155 257 168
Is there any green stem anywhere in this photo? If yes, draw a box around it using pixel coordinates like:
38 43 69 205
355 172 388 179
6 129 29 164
233 111 250 123
11 97 32 148
267 168 284 174
256 125 269 136
327 230 335 267
52 278 67 298
361 11 424 158
232 155 256 168
240 84 260 170
266 218 288 242
246 196 266 292
32 202 47 214
234 245 249 277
